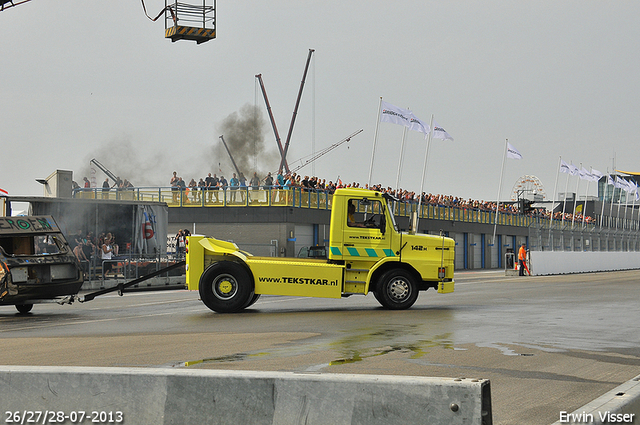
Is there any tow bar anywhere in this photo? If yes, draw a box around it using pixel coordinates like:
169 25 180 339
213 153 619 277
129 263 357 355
77 261 186 303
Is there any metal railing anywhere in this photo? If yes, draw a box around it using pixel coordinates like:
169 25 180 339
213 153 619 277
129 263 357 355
72 186 640 236
80 253 185 287
529 224 640 252
165 0 215 29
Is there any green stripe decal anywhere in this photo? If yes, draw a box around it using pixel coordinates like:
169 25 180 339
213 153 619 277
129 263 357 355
346 247 360 256
330 246 396 257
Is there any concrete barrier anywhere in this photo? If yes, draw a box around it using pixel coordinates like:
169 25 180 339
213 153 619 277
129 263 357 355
0 366 492 425
551 374 640 424
530 251 640 275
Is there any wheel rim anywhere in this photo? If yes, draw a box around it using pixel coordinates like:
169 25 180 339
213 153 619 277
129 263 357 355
387 277 410 302
213 273 238 300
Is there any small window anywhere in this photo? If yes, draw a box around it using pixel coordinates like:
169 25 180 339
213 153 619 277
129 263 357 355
0 235 63 256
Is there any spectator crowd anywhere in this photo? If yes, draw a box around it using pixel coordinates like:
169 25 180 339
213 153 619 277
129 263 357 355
71 230 122 280
73 169 596 224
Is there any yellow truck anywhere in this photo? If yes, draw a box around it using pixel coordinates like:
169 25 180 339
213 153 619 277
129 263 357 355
186 188 455 313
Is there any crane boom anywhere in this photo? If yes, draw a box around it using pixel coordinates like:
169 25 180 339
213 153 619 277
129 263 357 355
289 129 363 174
90 159 118 183
279 48 314 173
219 135 242 178
1 0 32 11
255 74 289 172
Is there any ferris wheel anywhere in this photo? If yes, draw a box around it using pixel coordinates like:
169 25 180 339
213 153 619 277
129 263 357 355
510 175 547 201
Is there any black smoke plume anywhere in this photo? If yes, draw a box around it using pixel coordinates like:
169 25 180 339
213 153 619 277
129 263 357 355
215 103 280 179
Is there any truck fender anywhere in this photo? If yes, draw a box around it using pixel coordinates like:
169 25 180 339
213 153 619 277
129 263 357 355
365 257 401 293
365 258 421 294
202 257 255 286
198 238 249 261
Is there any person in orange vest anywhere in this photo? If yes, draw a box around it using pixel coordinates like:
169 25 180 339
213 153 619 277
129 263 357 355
518 243 527 276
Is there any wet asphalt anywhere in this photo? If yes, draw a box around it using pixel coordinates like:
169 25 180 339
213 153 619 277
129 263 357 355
1 269 639 424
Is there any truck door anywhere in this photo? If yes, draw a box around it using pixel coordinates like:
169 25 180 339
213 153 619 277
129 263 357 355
341 198 393 263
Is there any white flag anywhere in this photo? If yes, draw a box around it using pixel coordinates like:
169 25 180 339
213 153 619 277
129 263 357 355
590 168 604 182
407 115 430 136
433 122 454 141
506 142 522 160
380 101 413 127
579 167 593 181
608 174 615 186
614 176 626 190
559 160 571 174
565 163 579 176
380 100 430 136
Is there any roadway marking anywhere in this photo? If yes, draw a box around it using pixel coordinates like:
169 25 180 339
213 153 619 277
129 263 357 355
0 296 311 333
0 308 205 333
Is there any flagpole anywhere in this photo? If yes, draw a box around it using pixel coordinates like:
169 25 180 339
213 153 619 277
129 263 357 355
368 97 383 188
581 167 591 228
623 179 630 237
632 181 639 235
620 178 629 249
549 156 561 250
561 165 571 226
492 139 508 244
415 114 434 233
609 174 616 229
616 178 622 230
637 181 640 247
600 174 608 229
395 122 409 194
571 163 581 227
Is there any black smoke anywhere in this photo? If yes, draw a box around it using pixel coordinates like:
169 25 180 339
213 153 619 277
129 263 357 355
215 103 280 179
74 104 280 188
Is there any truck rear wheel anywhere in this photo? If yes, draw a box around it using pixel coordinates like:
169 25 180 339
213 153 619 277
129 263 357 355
15 304 33 314
199 262 255 313
375 269 418 310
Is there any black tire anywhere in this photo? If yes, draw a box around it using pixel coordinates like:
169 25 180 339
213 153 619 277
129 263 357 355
372 287 384 303
375 269 419 310
244 293 261 308
16 304 33 314
199 262 254 313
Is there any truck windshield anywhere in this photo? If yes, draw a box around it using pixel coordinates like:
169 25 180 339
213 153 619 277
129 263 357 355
380 193 399 232
0 234 64 257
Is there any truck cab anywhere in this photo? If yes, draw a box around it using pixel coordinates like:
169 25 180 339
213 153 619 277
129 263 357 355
0 216 84 313
186 188 455 313
328 188 454 297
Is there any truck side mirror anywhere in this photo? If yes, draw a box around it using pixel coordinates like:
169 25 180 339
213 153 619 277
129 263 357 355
379 214 386 234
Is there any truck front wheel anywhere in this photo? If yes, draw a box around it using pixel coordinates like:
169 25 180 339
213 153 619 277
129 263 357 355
375 269 418 310
199 262 255 313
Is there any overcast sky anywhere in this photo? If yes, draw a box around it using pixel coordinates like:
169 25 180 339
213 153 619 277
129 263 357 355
2 1 639 202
